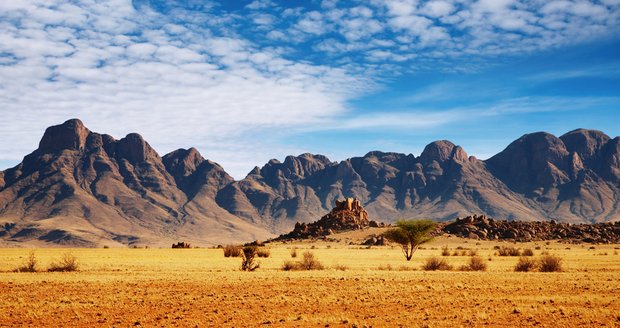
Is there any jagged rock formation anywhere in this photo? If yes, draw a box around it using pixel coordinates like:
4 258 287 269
0 119 272 247
442 214 620 244
276 197 379 239
1 120 619 247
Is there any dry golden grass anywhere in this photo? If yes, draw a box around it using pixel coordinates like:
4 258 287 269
1 237 619 327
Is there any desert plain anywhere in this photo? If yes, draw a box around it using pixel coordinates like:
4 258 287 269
1 233 619 327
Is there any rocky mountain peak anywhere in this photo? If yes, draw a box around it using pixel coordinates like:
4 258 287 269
38 118 91 153
419 140 457 162
115 133 159 164
560 128 610 161
163 148 205 178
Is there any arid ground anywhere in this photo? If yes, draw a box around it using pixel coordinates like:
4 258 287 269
1 235 619 327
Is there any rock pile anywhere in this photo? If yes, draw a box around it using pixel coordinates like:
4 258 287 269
442 214 620 244
277 198 383 239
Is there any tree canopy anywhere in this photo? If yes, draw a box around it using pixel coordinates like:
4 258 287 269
383 219 437 261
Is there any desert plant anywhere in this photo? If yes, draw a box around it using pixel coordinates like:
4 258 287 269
240 246 259 271
256 248 270 258
460 256 487 271
299 251 324 270
441 246 450 256
422 257 452 271
539 254 563 272
290 247 298 258
333 264 348 271
498 246 521 256
522 248 534 256
467 249 478 256
377 264 393 271
281 260 297 271
383 219 436 261
514 257 537 272
15 250 38 273
48 253 78 272
223 245 242 257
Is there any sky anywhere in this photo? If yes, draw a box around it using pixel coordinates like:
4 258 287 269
0 0 619 179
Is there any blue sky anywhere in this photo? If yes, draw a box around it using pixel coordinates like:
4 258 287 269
0 0 619 178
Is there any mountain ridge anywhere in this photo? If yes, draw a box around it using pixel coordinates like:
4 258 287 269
1 119 619 247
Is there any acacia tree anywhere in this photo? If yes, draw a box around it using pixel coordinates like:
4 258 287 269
383 219 437 261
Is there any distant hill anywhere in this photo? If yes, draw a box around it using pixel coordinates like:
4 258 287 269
1 119 619 246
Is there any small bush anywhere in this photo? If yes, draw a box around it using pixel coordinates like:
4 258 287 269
514 257 537 272
256 248 270 258
377 264 393 271
299 251 324 270
460 256 487 271
422 257 452 271
498 246 521 256
441 246 450 256
240 246 259 271
48 253 78 272
290 247 298 258
522 248 534 256
281 260 296 271
103 245 109 249
534 245 542 250
467 249 478 256
15 251 38 273
223 245 242 257
539 254 563 272
333 264 348 271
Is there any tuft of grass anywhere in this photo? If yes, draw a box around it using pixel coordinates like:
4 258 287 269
15 250 38 273
522 248 534 256
333 264 348 271
48 253 78 272
467 249 478 256
498 246 521 256
377 264 393 271
290 247 298 258
422 257 452 271
441 246 450 256
459 256 487 271
240 246 259 271
539 254 563 272
281 260 296 271
256 248 270 258
514 257 537 272
281 252 324 271
223 245 242 257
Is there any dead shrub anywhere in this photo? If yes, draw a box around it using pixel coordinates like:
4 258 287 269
223 245 242 257
539 254 563 272
377 264 393 271
422 257 452 271
460 256 487 271
522 248 534 256
299 251 324 270
256 248 270 258
15 250 38 273
333 264 348 271
240 246 259 271
498 246 521 256
281 260 297 271
441 246 450 256
48 253 78 272
514 257 537 272
467 249 478 256
290 247 298 258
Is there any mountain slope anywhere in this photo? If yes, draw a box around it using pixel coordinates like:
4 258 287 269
1 121 618 247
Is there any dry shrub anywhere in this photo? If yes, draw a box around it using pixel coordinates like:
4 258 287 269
223 245 242 257
377 264 393 271
539 254 563 272
256 248 270 258
514 257 537 272
333 264 348 271
290 247 298 258
460 256 487 271
281 260 296 271
15 250 38 273
522 248 534 256
498 246 521 256
299 251 324 270
441 246 450 256
467 249 478 256
48 253 78 272
241 246 259 271
422 257 452 271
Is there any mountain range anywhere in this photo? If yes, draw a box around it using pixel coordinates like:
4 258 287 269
0 119 618 247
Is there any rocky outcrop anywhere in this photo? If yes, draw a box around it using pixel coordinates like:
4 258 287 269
277 197 382 239
442 214 620 244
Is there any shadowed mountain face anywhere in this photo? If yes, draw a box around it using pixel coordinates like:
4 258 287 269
1 121 619 246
